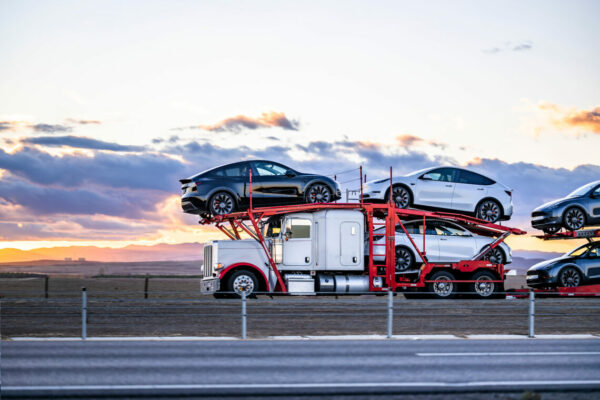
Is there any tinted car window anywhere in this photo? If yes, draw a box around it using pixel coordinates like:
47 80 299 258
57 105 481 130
397 223 420 234
422 168 457 182
254 161 288 176
457 170 495 185
210 163 248 177
593 186 600 197
589 246 600 258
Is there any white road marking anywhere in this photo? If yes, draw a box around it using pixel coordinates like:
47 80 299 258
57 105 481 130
4 380 600 392
417 351 600 357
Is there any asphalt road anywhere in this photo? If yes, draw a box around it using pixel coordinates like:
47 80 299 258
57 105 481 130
2 339 600 399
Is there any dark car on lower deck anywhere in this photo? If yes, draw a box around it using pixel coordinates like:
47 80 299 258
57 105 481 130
526 241 600 288
180 160 342 216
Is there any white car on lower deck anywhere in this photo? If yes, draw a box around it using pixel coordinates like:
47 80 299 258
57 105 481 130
367 219 512 271
363 166 514 223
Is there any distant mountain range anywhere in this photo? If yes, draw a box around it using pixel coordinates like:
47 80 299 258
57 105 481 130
0 242 204 263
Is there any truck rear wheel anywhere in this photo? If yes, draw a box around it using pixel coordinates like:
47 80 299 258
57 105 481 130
427 271 457 299
469 270 500 299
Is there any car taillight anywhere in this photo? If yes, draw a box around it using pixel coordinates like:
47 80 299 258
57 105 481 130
505 190 512 197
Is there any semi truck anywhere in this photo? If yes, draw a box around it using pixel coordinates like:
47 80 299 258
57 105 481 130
200 202 525 299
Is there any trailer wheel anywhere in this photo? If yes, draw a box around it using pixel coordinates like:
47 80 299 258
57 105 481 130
469 271 500 299
228 270 259 297
427 271 457 299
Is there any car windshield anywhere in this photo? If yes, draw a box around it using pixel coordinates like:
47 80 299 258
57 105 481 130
567 182 597 198
567 244 591 257
405 167 435 177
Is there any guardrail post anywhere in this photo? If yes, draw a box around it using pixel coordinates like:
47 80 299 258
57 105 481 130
528 289 535 338
44 276 49 299
241 291 247 340
82 287 87 340
144 276 149 299
387 289 393 338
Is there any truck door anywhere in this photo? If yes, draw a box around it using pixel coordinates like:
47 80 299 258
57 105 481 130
340 221 361 266
282 218 313 267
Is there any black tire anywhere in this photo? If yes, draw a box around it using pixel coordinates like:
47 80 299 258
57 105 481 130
469 270 500 299
305 183 332 203
427 270 458 299
562 207 586 231
227 270 259 297
395 246 415 272
386 185 412 209
483 247 505 265
476 199 502 223
543 226 560 235
558 266 582 288
209 191 236 216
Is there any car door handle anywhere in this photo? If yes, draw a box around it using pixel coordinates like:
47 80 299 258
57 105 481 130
477 188 485 191
440 238 448 241
445 185 453 187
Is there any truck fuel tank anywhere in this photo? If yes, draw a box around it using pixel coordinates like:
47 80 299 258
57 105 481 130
317 274 371 293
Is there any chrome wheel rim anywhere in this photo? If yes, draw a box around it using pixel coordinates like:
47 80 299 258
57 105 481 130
474 276 494 297
212 193 234 215
432 277 454 297
232 274 255 295
391 186 410 208
478 201 500 222
560 268 580 287
485 248 504 264
308 184 331 203
395 248 412 272
564 208 584 230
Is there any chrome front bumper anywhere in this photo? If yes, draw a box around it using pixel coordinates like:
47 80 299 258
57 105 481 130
201 277 220 294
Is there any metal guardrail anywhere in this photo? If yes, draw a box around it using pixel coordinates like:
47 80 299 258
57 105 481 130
2 288 600 339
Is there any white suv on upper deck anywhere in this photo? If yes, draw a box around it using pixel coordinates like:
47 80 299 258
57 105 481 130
363 166 513 223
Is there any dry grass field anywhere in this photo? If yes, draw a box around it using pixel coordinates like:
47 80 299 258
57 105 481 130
1 275 599 338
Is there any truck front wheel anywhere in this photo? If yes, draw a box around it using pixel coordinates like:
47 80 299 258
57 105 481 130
228 270 259 297
427 271 457 299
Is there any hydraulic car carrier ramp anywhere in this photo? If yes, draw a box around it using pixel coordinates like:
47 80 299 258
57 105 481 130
197 168 525 299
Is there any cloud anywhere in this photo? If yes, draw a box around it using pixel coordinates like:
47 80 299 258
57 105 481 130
0 146 186 191
539 103 600 134
66 118 101 125
0 121 25 132
22 136 146 152
396 135 447 149
483 41 533 54
180 111 300 133
28 123 73 133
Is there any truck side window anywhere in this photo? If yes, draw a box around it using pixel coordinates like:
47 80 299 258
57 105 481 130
285 219 311 239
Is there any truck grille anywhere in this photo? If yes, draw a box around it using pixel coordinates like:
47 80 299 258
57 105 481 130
203 245 212 277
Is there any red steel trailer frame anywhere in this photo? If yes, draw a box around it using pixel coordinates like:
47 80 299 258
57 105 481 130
199 168 526 294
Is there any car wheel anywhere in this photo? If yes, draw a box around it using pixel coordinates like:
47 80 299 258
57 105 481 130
228 270 259 297
563 207 586 231
483 247 505 265
469 271 500 299
543 226 560 235
306 183 332 203
427 271 457 299
209 192 235 216
387 185 412 209
395 247 414 272
558 267 582 288
476 200 502 223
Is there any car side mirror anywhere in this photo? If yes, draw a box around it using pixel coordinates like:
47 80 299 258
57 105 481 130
285 170 296 178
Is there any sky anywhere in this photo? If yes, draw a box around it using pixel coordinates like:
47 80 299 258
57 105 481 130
0 0 599 256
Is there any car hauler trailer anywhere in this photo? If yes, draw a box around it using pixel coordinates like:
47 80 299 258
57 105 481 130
198 169 526 299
